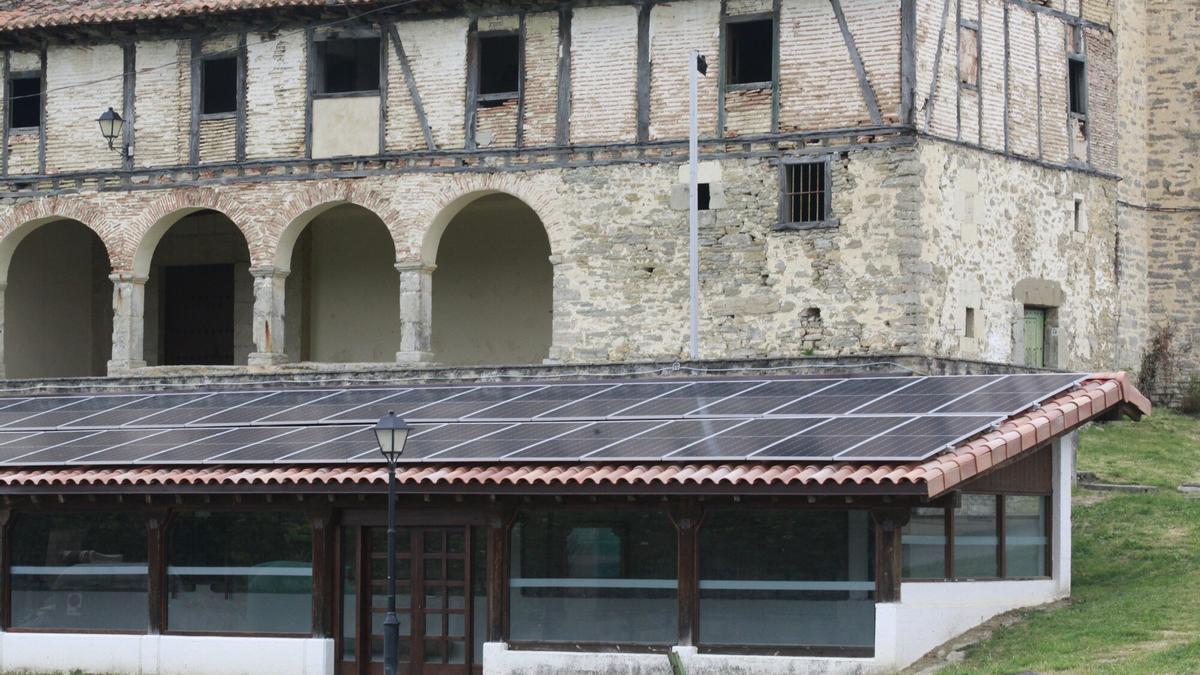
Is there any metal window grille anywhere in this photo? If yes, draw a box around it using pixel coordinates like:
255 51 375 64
786 161 828 223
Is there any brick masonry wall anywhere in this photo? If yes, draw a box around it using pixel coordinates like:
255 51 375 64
134 40 188 168
569 5 639 144
396 18 469 150
521 11 560 148
778 0 877 131
198 116 237 164
244 30 306 159
44 44 124 174
648 0 720 141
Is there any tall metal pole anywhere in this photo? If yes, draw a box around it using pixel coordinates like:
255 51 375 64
383 459 399 675
688 49 700 361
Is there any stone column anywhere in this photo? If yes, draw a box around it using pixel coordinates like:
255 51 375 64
396 261 435 363
0 282 6 379
107 272 147 374
248 266 289 366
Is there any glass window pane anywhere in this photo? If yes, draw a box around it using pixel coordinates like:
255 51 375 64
471 526 487 666
699 509 875 648
1005 496 1048 577
10 512 148 631
509 510 677 644
167 511 312 633
902 507 947 579
341 527 358 661
954 495 998 578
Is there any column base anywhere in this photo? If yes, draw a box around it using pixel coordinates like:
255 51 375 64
107 359 147 376
248 352 289 367
396 350 435 364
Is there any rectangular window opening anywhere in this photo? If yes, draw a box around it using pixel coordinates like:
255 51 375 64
8 75 41 130
478 33 520 101
958 25 979 87
785 161 828 224
725 19 774 86
1073 198 1085 231
964 307 976 338
315 36 380 95
1068 58 1087 116
697 183 711 210
201 56 238 115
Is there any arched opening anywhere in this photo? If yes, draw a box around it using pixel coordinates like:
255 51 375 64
143 210 252 366
432 193 552 365
284 203 399 362
3 219 111 378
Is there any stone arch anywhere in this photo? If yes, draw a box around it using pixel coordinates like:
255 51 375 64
0 199 115 282
272 181 401 271
128 188 254 276
419 175 563 266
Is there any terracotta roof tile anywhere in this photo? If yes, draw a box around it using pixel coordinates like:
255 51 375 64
0 373 1150 497
0 0 380 32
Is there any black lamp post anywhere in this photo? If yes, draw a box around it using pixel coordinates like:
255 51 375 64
375 411 412 675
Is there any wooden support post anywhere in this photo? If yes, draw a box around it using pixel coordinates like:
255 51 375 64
830 0 882 126
0 509 10 630
146 510 172 634
308 509 334 638
673 498 701 646
555 7 572 146
485 506 512 642
872 507 909 603
189 38 201 165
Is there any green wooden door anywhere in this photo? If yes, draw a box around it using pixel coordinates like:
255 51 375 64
1023 307 1046 367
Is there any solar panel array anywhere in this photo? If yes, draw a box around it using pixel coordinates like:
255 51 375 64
0 373 1086 467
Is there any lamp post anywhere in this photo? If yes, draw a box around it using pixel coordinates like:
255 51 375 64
688 51 707 361
375 411 412 675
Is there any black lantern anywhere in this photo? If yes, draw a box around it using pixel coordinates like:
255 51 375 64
96 107 124 150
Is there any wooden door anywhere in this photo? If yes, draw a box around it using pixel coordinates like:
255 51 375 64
1023 307 1046 368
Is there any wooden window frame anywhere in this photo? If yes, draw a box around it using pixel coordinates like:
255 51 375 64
5 70 42 134
474 29 522 105
311 29 384 99
198 53 241 120
775 157 838 231
721 13 777 90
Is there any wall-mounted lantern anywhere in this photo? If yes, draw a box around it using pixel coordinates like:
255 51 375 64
97 107 132 160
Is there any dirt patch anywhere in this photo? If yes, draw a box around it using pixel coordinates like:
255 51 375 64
901 600 1069 674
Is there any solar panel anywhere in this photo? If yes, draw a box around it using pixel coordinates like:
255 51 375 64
135 427 300 464
6 429 166 466
584 419 746 460
463 384 617 420
852 376 997 414
0 397 95 428
425 422 590 461
69 428 229 464
687 379 843 416
0 431 104 463
195 390 346 426
325 386 479 423
534 382 693 419
935 373 1086 415
64 393 214 428
207 425 366 463
836 415 1001 461
502 421 668 460
131 392 277 427
765 377 920 416
405 386 550 421
284 426 390 463
395 423 517 460
256 389 407 424
665 417 832 460
9 395 151 429
610 381 766 418
748 416 909 460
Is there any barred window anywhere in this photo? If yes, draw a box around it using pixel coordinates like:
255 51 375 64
783 161 829 224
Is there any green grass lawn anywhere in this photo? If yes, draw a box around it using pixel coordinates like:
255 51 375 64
942 411 1200 674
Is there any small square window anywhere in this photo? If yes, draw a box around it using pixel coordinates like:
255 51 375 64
725 19 773 85
784 161 829 224
201 56 238 115
697 183 711 210
478 33 520 100
8 75 40 130
964 307 976 338
1068 58 1087 116
958 25 979 87
315 37 380 95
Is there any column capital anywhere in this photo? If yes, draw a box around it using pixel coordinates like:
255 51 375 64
249 265 291 280
109 272 148 284
395 261 437 274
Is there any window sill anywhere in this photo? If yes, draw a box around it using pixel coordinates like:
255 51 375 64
508 640 671 654
313 90 381 99
163 630 314 638
199 111 238 121
725 81 773 92
7 126 40 135
772 219 840 232
698 644 874 658
902 576 1052 583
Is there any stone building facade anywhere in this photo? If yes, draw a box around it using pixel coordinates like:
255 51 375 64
0 0 1190 380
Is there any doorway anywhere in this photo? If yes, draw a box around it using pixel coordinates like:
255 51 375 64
162 264 235 365
338 524 483 675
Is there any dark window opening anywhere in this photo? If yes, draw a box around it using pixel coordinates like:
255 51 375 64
1073 198 1084 231
726 20 773 85
163 264 235 366
1068 58 1086 116
316 37 380 94
697 183 711 210
479 33 520 98
9 75 41 129
785 161 828 223
201 56 238 115
964 307 976 338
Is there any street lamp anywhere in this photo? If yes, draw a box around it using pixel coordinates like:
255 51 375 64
96 107 132 160
375 411 412 675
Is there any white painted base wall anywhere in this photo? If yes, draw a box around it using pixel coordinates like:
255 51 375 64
0 633 333 675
